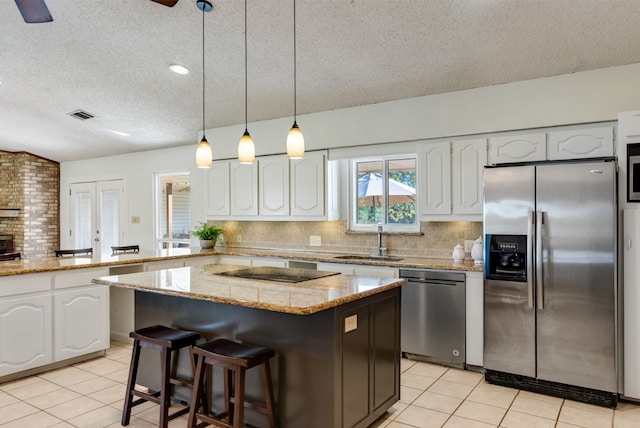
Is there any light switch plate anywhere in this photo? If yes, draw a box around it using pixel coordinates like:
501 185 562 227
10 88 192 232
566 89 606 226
464 240 474 253
344 314 357 333
310 235 321 246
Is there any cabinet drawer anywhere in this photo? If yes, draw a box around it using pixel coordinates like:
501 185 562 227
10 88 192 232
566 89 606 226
53 268 110 289
0 273 52 297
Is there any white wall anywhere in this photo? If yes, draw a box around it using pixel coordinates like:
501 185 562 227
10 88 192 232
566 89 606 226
61 63 640 249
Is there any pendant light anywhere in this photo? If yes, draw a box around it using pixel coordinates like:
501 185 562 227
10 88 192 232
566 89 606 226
286 0 304 159
195 0 213 168
237 0 255 164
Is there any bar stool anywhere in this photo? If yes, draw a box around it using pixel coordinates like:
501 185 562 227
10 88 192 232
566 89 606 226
55 247 92 257
0 252 20 261
188 338 277 428
122 325 202 428
111 244 140 254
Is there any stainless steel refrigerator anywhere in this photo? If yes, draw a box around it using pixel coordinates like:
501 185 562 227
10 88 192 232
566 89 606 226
483 160 620 406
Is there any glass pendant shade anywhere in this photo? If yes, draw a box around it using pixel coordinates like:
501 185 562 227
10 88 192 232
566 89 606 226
238 130 255 164
195 136 213 168
286 121 305 159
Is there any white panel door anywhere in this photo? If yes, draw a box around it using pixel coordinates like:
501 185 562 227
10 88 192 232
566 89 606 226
70 180 125 256
53 285 109 361
206 162 230 216
230 161 258 216
488 133 546 164
260 155 289 216
291 152 325 217
0 292 52 376
547 126 614 160
420 141 451 215
452 139 487 215
624 209 640 398
465 271 483 367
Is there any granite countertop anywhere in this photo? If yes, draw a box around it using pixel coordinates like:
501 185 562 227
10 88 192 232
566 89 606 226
0 248 212 277
92 263 405 315
0 245 483 277
214 246 484 272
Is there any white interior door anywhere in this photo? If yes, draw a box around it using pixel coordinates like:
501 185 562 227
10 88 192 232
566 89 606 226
70 180 125 256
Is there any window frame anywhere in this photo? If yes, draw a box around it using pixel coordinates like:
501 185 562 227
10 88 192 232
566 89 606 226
349 154 419 233
154 171 192 249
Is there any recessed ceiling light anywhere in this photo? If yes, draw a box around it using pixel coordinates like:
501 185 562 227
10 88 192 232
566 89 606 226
110 130 130 136
169 64 189 75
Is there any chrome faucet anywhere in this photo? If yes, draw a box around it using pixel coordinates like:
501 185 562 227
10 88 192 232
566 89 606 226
377 223 387 256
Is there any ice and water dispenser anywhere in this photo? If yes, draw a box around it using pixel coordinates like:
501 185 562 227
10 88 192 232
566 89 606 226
485 235 527 282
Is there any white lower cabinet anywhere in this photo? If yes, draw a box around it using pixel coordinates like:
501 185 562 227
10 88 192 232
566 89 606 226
0 292 53 376
54 285 109 361
465 271 483 367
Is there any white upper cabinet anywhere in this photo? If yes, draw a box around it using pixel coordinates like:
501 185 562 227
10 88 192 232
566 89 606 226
452 138 487 215
230 160 258 216
206 162 230 216
206 151 338 220
291 151 325 217
260 155 290 216
547 125 614 160
488 133 546 164
419 141 451 215
488 124 615 165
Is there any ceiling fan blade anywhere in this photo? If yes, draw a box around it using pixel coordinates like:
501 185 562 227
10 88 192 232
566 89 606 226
150 0 179 6
15 0 53 23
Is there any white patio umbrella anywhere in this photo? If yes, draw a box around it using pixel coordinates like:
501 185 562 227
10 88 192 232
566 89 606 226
357 172 416 207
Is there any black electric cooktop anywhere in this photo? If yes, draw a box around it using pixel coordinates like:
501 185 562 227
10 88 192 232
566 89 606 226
216 266 340 283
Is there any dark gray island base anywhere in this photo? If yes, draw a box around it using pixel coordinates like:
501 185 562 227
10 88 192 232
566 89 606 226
133 286 401 428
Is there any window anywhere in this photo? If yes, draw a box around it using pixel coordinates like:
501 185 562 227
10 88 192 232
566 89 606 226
155 172 191 249
352 156 417 231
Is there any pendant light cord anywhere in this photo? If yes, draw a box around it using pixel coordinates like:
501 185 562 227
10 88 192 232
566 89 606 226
293 0 297 122
244 0 248 131
202 3 206 138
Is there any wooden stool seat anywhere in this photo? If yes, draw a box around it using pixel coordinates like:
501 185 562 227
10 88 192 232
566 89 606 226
0 252 21 261
188 338 277 428
55 248 92 257
111 245 140 254
122 325 201 428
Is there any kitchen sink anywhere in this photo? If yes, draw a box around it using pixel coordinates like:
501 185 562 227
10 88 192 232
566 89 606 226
334 255 403 262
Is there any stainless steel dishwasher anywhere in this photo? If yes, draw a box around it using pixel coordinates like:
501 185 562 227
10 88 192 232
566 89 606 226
400 269 466 368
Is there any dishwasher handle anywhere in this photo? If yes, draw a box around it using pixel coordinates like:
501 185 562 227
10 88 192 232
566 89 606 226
403 278 463 287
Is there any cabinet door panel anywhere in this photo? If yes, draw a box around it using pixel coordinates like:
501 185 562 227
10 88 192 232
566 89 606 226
488 133 546 164
452 139 487 215
260 156 289 216
207 162 230 216
230 161 258 216
341 305 370 428
421 142 451 215
0 293 52 376
291 153 325 216
54 285 109 361
548 126 614 160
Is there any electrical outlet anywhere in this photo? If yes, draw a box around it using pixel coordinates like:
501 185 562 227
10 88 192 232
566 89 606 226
309 235 321 246
131 216 140 224
237 234 242 243
464 240 474 253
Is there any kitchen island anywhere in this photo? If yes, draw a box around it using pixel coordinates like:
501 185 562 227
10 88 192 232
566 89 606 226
94 263 404 428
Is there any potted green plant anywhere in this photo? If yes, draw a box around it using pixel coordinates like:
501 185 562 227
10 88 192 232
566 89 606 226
191 222 224 249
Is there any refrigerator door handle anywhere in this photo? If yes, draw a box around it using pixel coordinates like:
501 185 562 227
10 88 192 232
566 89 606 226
536 210 544 310
527 210 534 309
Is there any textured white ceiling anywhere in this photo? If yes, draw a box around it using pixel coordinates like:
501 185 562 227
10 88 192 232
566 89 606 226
2 0 640 162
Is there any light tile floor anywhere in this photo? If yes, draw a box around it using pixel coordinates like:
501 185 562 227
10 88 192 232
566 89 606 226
1 341 639 427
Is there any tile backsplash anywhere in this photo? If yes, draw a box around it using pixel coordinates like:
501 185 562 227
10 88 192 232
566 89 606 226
215 220 482 259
